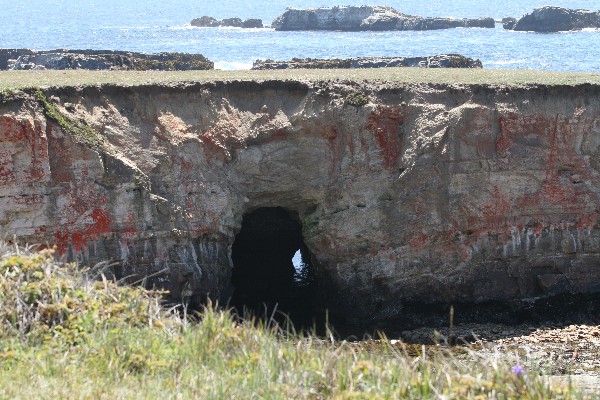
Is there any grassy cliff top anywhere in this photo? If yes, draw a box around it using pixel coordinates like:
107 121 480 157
2 68 600 90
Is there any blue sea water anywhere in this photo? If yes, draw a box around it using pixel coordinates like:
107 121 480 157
1 0 599 71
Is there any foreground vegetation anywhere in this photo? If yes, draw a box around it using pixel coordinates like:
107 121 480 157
1 68 600 92
0 243 582 399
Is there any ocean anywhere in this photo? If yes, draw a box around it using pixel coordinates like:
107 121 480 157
1 0 599 71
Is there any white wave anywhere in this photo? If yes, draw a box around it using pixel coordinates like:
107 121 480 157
117 25 163 31
176 24 272 31
214 26 272 31
214 60 253 70
168 24 199 31
487 59 528 66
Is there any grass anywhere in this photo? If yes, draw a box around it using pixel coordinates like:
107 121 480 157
0 243 585 399
1 68 600 91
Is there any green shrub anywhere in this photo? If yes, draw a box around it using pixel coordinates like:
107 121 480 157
345 90 370 106
0 242 176 344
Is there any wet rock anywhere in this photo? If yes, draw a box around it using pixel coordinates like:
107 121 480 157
509 6 600 32
252 54 483 70
191 16 263 28
2 49 213 70
272 5 494 31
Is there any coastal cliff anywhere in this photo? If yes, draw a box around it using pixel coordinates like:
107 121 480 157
2 79 600 325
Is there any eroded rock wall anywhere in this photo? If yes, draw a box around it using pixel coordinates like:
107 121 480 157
1 81 600 323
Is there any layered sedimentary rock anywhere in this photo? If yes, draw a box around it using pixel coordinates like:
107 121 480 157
2 80 600 325
191 16 264 28
252 54 483 70
272 6 495 31
508 6 600 32
0 49 213 71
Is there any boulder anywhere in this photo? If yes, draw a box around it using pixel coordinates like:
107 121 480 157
510 6 600 32
272 6 494 31
252 54 483 70
190 16 219 27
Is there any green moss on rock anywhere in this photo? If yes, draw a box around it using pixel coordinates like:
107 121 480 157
35 89 108 152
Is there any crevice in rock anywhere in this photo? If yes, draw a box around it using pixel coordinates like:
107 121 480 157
231 207 319 328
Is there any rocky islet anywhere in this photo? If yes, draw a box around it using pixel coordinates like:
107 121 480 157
506 6 600 32
1 50 484 71
0 49 214 71
271 5 495 31
252 54 483 70
190 16 264 28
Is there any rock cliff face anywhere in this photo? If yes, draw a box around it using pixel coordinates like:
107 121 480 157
509 6 600 32
272 6 495 31
2 81 600 326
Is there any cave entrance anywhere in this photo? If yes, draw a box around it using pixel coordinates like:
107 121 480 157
231 207 318 327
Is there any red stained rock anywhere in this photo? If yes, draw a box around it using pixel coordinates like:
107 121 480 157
366 105 405 170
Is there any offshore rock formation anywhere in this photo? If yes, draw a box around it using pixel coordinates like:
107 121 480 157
252 54 483 70
501 17 517 30
0 49 214 71
2 81 600 326
272 6 495 31
508 6 600 32
190 16 264 28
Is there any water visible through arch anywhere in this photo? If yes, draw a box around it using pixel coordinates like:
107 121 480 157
231 207 318 327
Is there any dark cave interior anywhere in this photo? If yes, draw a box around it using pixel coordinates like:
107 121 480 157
231 207 318 328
